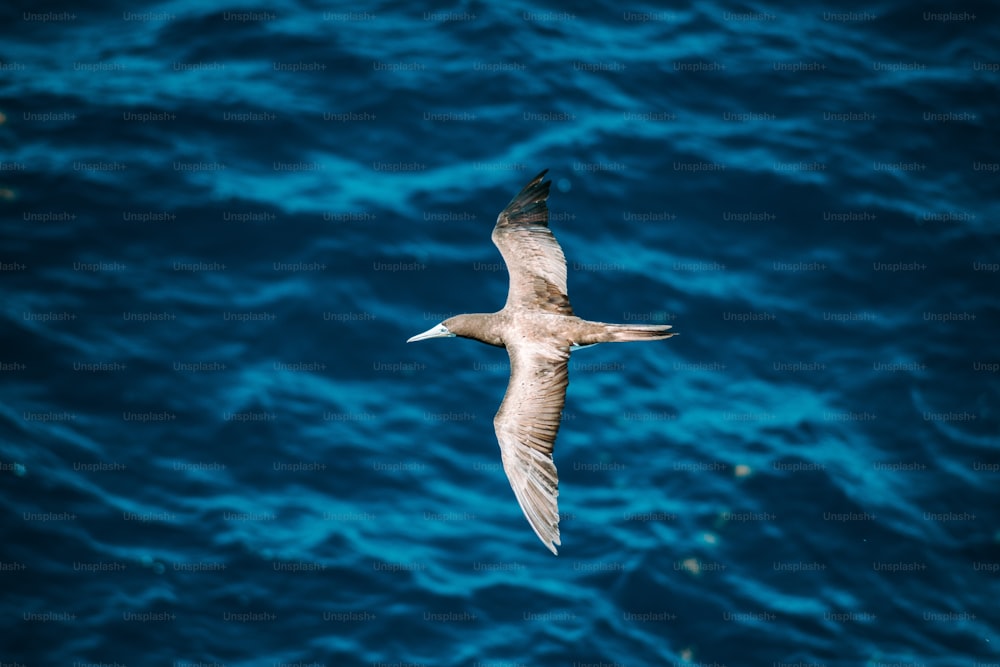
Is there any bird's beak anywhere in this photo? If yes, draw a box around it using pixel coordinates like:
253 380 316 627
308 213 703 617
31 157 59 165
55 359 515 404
406 323 455 343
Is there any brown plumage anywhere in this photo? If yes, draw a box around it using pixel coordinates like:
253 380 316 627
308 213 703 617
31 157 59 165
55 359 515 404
407 169 675 554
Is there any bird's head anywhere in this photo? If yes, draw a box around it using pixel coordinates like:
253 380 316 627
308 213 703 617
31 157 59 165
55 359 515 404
406 319 457 343
407 314 495 345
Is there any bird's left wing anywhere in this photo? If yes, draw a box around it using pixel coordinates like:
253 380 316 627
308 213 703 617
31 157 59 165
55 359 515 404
493 340 570 554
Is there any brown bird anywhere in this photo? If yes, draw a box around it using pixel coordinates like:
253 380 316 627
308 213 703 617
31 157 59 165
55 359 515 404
407 169 676 554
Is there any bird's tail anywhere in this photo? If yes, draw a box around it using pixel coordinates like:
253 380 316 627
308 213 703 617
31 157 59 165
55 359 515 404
598 323 676 343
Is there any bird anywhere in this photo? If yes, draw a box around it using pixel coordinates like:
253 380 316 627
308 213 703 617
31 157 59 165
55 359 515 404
407 169 675 554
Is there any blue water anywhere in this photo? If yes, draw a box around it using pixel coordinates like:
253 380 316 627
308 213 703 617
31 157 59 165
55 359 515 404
2 1 998 665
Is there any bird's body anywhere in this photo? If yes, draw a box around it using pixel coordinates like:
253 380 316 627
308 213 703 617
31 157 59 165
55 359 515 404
408 170 675 554
439 309 665 349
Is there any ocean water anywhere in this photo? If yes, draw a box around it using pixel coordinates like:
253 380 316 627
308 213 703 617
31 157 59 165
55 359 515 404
1 1 998 665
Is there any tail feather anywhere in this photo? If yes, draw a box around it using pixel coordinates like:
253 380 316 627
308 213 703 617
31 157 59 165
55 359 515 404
599 323 676 343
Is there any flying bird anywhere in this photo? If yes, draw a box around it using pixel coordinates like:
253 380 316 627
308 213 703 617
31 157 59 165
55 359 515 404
407 169 676 554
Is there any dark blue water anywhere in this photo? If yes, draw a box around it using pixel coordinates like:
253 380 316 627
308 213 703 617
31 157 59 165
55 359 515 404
2 1 998 665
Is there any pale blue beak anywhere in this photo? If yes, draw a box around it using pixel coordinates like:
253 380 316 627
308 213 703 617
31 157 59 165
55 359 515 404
406 323 454 343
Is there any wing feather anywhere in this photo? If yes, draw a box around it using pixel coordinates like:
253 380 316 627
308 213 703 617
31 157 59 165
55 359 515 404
491 170 573 314
493 341 569 554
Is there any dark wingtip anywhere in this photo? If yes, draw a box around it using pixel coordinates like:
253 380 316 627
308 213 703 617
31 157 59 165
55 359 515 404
497 169 552 227
517 169 550 197
531 168 550 193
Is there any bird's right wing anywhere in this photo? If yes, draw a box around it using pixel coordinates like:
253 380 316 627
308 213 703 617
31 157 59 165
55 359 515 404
491 170 573 315
493 340 569 554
